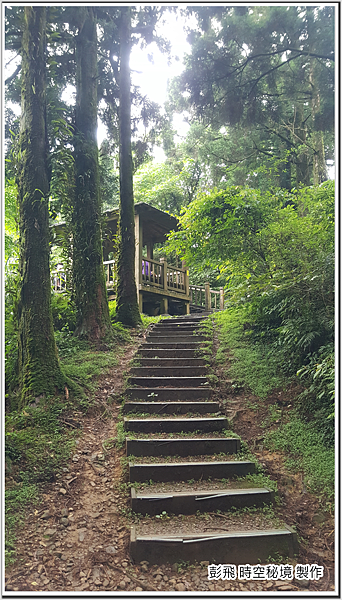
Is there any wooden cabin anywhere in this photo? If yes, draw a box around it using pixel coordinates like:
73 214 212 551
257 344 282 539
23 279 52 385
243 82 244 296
103 202 190 315
52 202 191 315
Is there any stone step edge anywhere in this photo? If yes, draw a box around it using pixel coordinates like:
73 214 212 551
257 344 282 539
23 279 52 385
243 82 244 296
128 377 209 385
130 525 298 565
129 460 256 483
122 402 220 414
124 417 227 423
125 387 213 398
132 487 272 499
126 437 239 457
124 417 228 433
130 487 274 515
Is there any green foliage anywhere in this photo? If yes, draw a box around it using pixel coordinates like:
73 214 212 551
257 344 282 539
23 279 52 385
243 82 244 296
5 399 76 483
216 307 334 505
296 344 335 446
133 157 203 215
169 181 334 378
5 283 19 394
5 178 19 264
215 307 285 398
51 293 77 331
61 347 118 394
265 418 334 503
5 395 76 565
5 479 39 566
115 420 126 449
169 6 334 187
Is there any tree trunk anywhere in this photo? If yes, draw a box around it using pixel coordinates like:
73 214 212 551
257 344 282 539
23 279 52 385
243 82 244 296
307 7 328 186
17 6 65 404
72 7 112 340
294 104 311 186
115 7 142 327
310 66 327 185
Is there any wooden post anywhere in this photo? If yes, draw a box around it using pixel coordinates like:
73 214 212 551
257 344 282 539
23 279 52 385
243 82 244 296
182 260 189 298
160 257 168 292
146 243 153 260
160 297 168 314
205 281 210 312
159 257 169 314
220 287 225 310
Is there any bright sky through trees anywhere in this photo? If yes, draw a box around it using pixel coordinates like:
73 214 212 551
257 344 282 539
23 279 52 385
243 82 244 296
97 9 192 158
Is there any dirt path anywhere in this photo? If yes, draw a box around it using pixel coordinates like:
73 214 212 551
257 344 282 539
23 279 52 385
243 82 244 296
5 333 335 593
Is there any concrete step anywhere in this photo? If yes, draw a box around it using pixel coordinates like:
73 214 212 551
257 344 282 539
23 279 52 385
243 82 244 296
152 325 204 332
128 376 209 388
126 437 240 457
129 460 256 482
162 316 208 323
130 366 207 377
131 487 274 515
126 387 213 401
140 342 203 350
137 358 206 367
149 327 205 333
130 525 298 565
145 336 206 344
122 401 220 415
124 416 229 434
129 460 255 482
137 349 199 359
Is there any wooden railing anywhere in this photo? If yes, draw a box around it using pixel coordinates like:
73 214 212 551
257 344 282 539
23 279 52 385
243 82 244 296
51 268 67 293
166 264 186 292
51 260 116 293
103 260 116 288
189 282 225 311
141 259 187 295
51 262 224 311
141 259 163 288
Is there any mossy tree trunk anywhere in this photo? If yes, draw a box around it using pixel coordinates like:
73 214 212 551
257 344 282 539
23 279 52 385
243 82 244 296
72 7 112 340
115 7 142 327
17 6 65 404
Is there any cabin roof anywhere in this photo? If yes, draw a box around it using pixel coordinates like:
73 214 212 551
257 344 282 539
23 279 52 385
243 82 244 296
104 202 178 245
51 202 178 247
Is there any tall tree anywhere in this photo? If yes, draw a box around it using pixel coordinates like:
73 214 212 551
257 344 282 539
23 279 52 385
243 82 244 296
17 6 65 404
115 7 142 326
169 6 334 188
71 7 112 339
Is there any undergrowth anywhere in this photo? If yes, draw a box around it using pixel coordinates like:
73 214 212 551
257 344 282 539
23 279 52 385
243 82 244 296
215 307 285 398
5 296 138 568
265 419 335 505
215 306 335 506
5 396 78 567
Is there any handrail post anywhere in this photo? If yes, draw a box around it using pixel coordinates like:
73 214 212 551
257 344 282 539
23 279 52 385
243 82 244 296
182 260 189 297
159 257 168 314
220 287 225 310
159 257 168 291
205 281 210 312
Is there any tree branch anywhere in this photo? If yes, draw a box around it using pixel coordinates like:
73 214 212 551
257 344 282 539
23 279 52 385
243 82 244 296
5 63 21 85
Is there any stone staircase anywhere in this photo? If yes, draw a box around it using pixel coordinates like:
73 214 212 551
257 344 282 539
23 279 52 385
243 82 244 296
123 315 298 565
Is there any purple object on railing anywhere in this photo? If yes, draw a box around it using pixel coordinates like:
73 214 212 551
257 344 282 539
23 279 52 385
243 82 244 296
142 260 149 277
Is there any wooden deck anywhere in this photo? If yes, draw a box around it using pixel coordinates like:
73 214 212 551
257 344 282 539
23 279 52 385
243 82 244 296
52 259 224 314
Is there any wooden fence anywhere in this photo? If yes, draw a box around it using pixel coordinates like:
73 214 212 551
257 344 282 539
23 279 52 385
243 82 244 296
51 261 224 311
189 283 225 311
